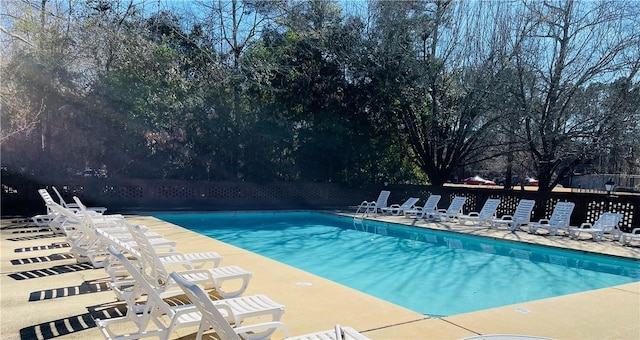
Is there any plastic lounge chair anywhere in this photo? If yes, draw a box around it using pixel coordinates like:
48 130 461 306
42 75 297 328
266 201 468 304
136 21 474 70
527 202 575 236
406 195 441 220
620 227 640 246
32 189 66 231
170 271 370 340
46 202 115 267
128 224 252 299
355 190 390 216
95 226 219 303
435 196 467 222
568 212 623 242
381 197 419 216
68 197 170 247
458 198 500 227
52 186 107 214
490 199 535 232
122 221 223 268
96 246 285 340
47 201 175 267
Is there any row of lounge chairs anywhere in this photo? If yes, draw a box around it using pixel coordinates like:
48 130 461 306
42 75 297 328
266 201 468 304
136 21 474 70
35 188 370 340
356 191 640 245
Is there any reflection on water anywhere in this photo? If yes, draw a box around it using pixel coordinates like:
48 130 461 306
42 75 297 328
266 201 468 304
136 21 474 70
357 219 639 278
155 211 640 316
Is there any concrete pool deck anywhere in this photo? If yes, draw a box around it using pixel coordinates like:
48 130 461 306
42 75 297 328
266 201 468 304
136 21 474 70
1 213 639 340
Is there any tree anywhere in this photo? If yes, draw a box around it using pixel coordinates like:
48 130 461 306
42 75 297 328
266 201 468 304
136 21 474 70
512 0 640 191
367 0 524 185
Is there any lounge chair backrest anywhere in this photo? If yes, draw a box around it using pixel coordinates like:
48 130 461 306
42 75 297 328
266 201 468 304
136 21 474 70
46 201 84 235
39 189 56 205
72 196 103 231
423 195 441 212
72 196 89 213
127 223 172 288
52 186 68 206
593 212 623 231
401 197 420 209
446 197 467 215
375 190 391 209
512 199 535 224
547 202 575 227
170 271 242 340
478 199 501 219
107 246 176 320
416 195 441 219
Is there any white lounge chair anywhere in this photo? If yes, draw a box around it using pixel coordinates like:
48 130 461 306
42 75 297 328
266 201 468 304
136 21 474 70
435 196 467 222
52 186 107 214
96 246 285 340
46 202 115 267
526 202 575 236
47 201 174 268
458 198 500 227
355 190 390 216
490 199 535 232
568 212 623 242
128 224 252 299
32 189 66 232
620 227 640 246
122 221 223 268
170 271 370 340
381 197 419 216
95 221 223 293
406 195 441 220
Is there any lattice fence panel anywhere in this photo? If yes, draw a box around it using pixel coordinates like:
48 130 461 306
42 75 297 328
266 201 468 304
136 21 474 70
156 186 196 198
101 185 144 198
206 186 243 198
250 187 283 199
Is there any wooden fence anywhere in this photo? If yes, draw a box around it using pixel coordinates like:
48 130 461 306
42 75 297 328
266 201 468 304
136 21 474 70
2 177 639 232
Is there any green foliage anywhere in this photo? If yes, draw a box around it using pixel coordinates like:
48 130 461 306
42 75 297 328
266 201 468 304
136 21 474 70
1 0 638 187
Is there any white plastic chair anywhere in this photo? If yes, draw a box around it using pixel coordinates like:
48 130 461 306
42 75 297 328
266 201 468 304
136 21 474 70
527 202 575 236
435 196 467 222
568 212 623 242
406 195 441 220
458 198 501 227
491 199 535 232
381 197 419 216
96 246 285 340
355 190 390 216
170 271 370 340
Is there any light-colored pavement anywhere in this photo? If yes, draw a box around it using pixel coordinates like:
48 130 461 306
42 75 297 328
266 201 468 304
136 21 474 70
1 213 639 340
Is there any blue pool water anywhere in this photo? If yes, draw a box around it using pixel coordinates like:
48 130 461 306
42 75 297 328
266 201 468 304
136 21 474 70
154 211 640 316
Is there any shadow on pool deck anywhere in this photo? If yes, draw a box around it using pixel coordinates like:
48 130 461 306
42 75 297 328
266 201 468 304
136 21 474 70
1 213 638 340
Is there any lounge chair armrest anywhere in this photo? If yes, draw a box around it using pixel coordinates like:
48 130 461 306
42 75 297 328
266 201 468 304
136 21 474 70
578 222 593 229
632 228 640 235
537 219 550 225
234 321 290 339
498 215 513 221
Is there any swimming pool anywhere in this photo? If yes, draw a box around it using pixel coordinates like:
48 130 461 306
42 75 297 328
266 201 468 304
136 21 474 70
154 211 640 316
